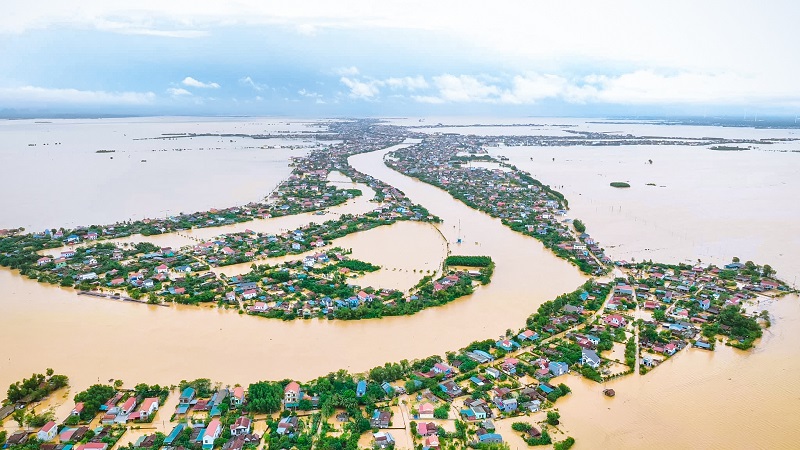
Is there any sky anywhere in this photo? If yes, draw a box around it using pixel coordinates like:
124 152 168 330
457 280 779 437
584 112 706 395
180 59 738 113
1 0 799 117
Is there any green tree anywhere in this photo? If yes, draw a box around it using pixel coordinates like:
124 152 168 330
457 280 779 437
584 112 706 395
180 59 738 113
74 384 116 420
247 381 283 413
12 409 25 428
554 437 576 450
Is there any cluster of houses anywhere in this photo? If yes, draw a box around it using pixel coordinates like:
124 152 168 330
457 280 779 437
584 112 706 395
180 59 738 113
385 134 610 275
620 260 788 365
188 206 426 270
6 396 146 450
2 123 436 301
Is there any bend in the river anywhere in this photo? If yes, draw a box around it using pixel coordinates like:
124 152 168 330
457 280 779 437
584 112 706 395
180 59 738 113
0 142 586 396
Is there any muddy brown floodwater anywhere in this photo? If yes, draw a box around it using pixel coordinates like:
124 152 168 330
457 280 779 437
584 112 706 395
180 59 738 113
0 143 585 426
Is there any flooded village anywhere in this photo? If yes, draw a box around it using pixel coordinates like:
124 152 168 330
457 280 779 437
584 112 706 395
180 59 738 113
0 119 797 450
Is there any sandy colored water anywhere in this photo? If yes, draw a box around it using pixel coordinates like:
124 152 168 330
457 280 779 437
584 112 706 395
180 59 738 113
0 141 584 428
37 170 378 258
0 117 326 231
2 119 799 449
483 140 800 449
491 144 800 283
210 220 447 292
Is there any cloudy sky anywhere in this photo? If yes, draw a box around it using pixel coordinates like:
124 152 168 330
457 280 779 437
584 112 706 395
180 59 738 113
2 0 799 116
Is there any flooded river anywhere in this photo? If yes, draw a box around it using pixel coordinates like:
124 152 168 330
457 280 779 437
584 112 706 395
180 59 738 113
0 141 584 422
1 118 798 449
485 139 800 449
0 117 325 231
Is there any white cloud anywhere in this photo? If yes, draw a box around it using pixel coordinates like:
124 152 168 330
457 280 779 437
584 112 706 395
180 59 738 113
339 77 380 100
298 89 322 98
499 74 568 104
430 74 499 103
3 2 799 82
335 74 429 100
167 87 192 96
182 76 220 88
384 76 428 91
239 76 267 91
0 85 156 105
4 2 799 109
573 71 771 105
406 70 800 107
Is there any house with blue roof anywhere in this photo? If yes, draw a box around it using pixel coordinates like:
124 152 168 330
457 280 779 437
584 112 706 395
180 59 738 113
495 339 518 352
180 387 196 404
356 380 367 397
479 433 503 444
472 350 495 361
165 424 185 445
549 361 569 377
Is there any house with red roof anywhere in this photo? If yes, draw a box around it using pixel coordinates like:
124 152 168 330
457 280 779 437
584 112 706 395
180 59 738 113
761 279 780 290
71 402 85 416
119 397 137 416
432 362 454 378
37 257 52 266
74 444 108 450
418 402 435 419
37 421 57 442
417 421 437 436
203 419 222 447
425 434 440 448
137 397 159 420
604 314 627 328
249 302 268 312
230 416 252 436
284 381 300 407
231 386 245 406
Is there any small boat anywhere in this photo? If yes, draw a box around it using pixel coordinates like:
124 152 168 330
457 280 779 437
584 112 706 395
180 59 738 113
141 159 147 163
603 388 615 397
